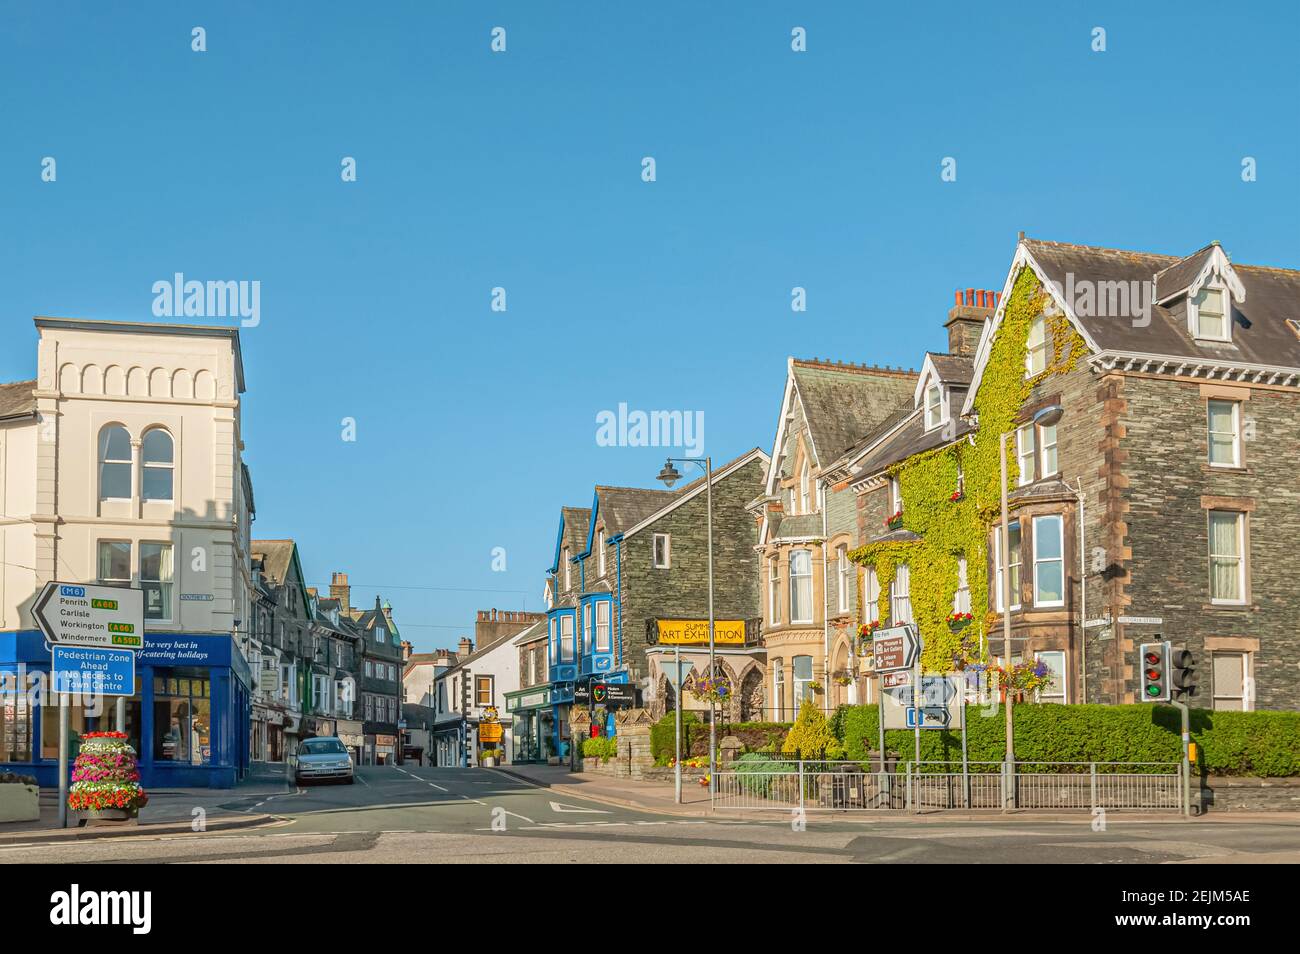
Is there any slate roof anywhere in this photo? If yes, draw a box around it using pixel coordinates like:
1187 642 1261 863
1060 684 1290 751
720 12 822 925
925 353 974 385
250 539 295 586
0 380 36 420
593 486 676 537
851 411 975 480
1153 243 1217 301
559 507 590 555
1024 238 1300 369
790 360 918 466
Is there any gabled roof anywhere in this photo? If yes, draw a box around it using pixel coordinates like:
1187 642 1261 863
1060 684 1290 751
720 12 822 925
0 380 36 421
924 353 974 386
850 410 974 482
788 359 918 469
250 540 295 586
549 506 590 573
618 447 768 540
963 237 1300 414
591 485 675 539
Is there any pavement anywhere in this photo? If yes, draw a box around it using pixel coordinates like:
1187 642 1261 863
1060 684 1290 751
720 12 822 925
3 763 1300 863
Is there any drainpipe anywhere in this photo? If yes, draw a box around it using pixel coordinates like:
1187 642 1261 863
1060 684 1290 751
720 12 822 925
820 478 830 714
1075 477 1087 704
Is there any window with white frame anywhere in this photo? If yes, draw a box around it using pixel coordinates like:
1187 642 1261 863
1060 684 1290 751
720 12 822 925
924 383 943 430
582 604 592 655
548 618 557 666
560 613 575 661
891 563 912 624
1035 650 1067 703
863 567 879 624
952 556 971 614
595 600 611 653
837 546 851 614
1032 515 1065 607
1211 652 1249 711
98 425 133 500
1016 425 1036 485
889 476 903 515
1191 285 1229 341
140 542 174 621
789 549 813 623
1207 400 1241 467
1039 424 1059 478
365 660 374 678
994 522 1022 611
768 556 782 625
1208 511 1246 603
771 659 785 720
563 547 571 590
799 459 811 514
1026 314 1048 375
141 428 174 501
97 540 131 586
653 533 670 568
596 529 606 577
792 655 814 707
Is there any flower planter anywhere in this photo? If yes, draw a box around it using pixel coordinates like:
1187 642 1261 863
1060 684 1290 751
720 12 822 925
0 781 40 824
482 757 497 768
79 807 139 826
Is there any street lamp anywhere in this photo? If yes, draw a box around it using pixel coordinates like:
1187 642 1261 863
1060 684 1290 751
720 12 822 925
657 455 716 801
998 403 1063 809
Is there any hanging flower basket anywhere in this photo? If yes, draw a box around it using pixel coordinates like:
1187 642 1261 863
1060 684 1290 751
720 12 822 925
833 673 853 687
807 681 824 695
687 675 731 706
68 732 148 821
884 511 904 530
947 612 974 632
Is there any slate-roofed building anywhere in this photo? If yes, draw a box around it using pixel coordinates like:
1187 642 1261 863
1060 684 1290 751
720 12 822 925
541 448 768 759
844 237 1300 713
750 358 919 718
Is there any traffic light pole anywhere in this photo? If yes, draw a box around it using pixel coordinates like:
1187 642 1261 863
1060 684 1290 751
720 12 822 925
1171 700 1191 817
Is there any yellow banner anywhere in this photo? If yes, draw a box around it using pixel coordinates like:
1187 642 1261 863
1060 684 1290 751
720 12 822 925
657 619 746 646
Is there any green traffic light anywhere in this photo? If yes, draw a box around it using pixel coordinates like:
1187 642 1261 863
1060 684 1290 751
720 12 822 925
1145 684 1162 696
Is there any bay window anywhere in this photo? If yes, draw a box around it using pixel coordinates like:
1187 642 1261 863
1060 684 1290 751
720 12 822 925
789 550 813 623
994 522 1022 612
1032 515 1065 607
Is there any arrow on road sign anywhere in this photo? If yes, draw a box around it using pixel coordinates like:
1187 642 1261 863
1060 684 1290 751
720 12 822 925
33 582 144 649
549 801 611 814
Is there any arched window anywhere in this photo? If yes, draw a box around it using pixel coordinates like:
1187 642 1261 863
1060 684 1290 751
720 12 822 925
141 428 174 501
98 425 132 500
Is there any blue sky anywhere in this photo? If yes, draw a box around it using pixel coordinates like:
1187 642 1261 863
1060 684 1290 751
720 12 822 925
2 2 1296 650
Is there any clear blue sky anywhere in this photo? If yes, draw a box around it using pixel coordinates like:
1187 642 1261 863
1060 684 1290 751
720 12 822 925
2 2 1296 649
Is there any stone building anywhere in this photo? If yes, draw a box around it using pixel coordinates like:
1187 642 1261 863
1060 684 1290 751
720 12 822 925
750 358 918 718
845 237 1300 712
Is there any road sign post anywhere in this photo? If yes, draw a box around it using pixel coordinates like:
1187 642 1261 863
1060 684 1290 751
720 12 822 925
34 582 142 828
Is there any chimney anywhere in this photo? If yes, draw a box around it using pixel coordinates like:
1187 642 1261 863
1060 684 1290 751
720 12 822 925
945 288 997 358
401 639 413 661
458 637 474 658
329 572 350 615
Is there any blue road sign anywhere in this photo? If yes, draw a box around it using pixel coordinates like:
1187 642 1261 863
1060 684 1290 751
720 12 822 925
51 645 136 697
906 707 951 729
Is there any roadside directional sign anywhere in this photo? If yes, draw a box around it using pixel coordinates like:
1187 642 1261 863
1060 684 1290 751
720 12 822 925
33 582 145 649
51 645 136 697
906 707 951 729
884 674 963 730
882 670 910 689
872 624 921 673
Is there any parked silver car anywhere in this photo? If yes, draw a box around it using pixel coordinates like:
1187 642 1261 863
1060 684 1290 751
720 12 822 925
292 737 355 785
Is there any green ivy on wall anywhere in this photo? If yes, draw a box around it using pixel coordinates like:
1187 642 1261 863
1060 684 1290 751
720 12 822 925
848 267 1088 671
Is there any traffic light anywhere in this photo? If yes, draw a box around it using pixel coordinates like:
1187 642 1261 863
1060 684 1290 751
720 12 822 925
1170 647 1197 701
1139 641 1169 702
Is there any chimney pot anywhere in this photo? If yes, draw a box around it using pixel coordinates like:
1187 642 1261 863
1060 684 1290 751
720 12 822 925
954 290 962 307
965 288 975 306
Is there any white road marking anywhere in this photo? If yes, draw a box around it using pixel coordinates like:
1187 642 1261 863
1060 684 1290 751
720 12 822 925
549 800 611 814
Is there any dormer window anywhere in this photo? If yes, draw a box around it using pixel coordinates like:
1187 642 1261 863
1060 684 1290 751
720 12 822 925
924 383 943 430
1191 285 1229 341
1026 315 1048 376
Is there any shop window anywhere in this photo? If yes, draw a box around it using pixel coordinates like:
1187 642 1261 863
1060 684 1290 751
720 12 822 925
40 700 88 760
0 693 33 762
153 673 212 765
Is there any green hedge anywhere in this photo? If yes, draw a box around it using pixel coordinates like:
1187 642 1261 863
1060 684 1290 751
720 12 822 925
581 737 618 760
835 703 1300 777
651 712 792 762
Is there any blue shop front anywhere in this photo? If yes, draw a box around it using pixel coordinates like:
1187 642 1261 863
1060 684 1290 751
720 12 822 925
0 629 252 789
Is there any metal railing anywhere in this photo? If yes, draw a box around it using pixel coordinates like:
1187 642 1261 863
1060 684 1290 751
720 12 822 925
711 759 1184 813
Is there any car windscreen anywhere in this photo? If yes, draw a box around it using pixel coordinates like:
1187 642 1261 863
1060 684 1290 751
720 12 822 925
299 739 347 755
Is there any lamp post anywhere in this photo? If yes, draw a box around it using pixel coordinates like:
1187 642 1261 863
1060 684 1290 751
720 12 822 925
657 456 716 796
999 403 1063 809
